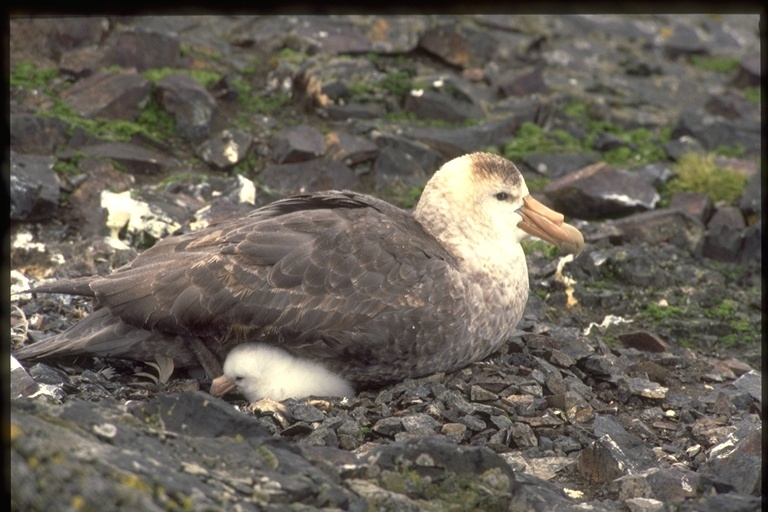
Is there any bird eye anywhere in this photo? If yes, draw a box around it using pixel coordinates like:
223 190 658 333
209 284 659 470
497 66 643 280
494 192 509 201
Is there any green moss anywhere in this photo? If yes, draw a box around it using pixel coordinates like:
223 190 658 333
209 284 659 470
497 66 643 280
11 60 59 89
142 68 222 88
713 144 745 158
664 153 748 204
242 92 291 115
689 55 740 73
521 239 559 260
54 155 84 178
744 87 760 104
642 302 685 322
502 122 583 161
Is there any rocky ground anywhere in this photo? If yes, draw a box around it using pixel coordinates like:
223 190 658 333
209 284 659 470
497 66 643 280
8 14 762 512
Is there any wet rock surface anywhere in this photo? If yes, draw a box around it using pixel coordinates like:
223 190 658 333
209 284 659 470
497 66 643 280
9 14 761 511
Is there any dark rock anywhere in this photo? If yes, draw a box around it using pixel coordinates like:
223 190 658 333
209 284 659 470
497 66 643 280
702 207 746 263
65 157 132 239
101 29 181 71
697 422 762 495
156 73 217 140
498 67 548 97
373 133 443 174
669 192 713 224
62 141 177 175
357 16 425 54
404 88 483 123
10 153 60 221
10 357 39 399
579 414 656 484
293 18 371 54
59 69 151 120
419 22 496 69
405 117 518 159
10 114 70 155
196 129 253 170
704 93 745 120
663 23 706 59
519 152 599 179
672 112 761 155
260 159 358 196
326 102 385 120
270 124 325 164
736 167 760 218
731 370 760 404
373 147 430 192
675 492 763 512
737 222 761 264
663 135 706 161
325 131 379 165
612 467 701 502
618 332 669 353
544 163 659 219
612 208 706 256
731 54 760 88
59 46 107 78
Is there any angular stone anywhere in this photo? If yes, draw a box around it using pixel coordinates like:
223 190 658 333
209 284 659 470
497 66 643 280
731 370 761 403
578 414 657 483
669 191 713 224
59 69 151 120
373 146 430 193
404 117 518 159
293 18 371 54
618 331 669 353
271 124 325 164
544 162 659 219
519 152 598 179
65 141 177 175
326 102 385 120
10 114 70 155
731 54 760 88
10 153 60 221
703 205 750 262
612 208 706 256
11 356 39 399
101 29 181 71
260 159 358 196
738 170 761 219
699 423 763 495
618 376 668 400
663 23 706 59
418 22 496 69
101 189 186 249
66 157 133 239
440 423 468 443
196 129 253 170
404 88 483 123
374 134 442 175
498 67 548 97
372 417 404 437
325 131 379 165
156 73 217 140
357 16 425 54
611 467 700 502
401 413 442 434
624 497 664 512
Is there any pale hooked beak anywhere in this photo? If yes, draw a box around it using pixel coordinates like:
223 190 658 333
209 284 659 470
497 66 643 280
517 195 584 255
210 375 237 397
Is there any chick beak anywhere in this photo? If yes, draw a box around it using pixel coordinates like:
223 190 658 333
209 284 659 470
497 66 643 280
210 375 237 397
517 195 584 255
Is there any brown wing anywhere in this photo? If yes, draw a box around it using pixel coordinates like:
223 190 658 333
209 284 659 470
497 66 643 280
34 191 472 383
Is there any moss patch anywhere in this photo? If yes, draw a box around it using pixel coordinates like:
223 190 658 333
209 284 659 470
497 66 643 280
663 153 748 204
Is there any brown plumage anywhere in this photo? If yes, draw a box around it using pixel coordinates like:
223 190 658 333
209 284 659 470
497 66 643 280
15 153 583 392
